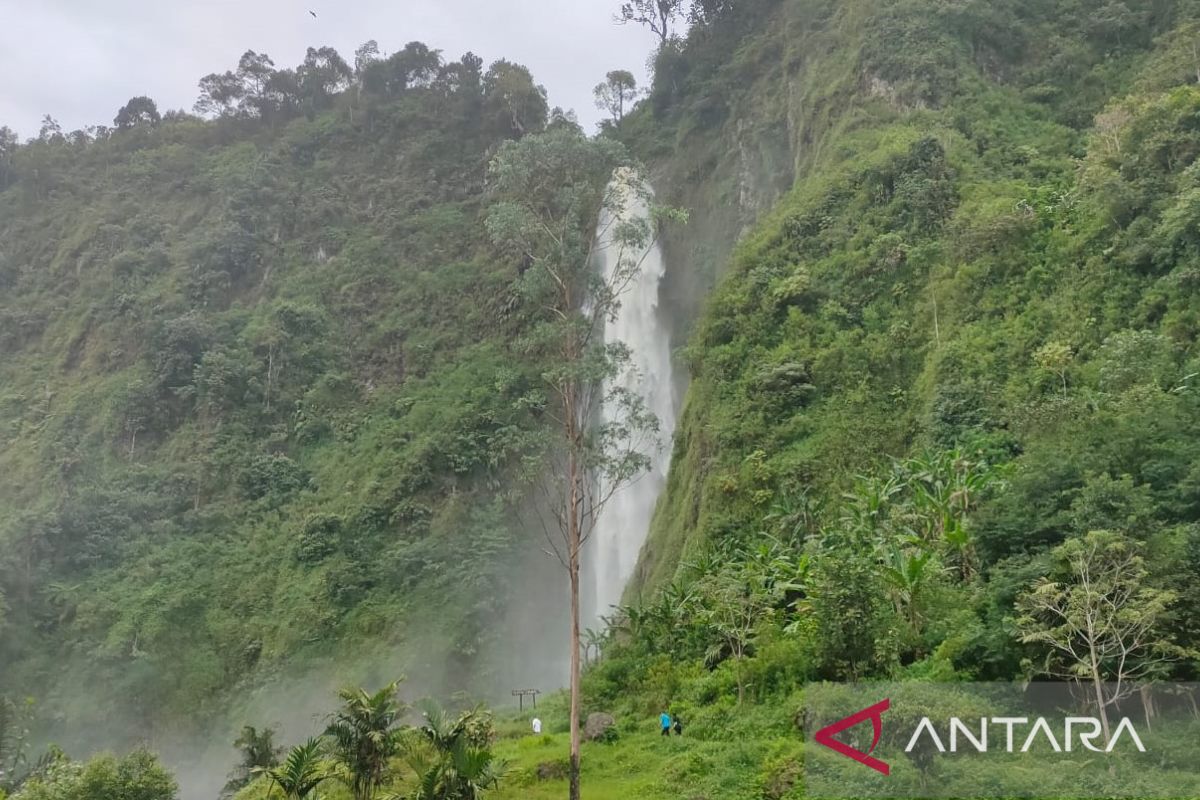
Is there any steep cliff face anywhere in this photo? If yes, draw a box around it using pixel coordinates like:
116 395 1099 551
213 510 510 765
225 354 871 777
629 0 1200 597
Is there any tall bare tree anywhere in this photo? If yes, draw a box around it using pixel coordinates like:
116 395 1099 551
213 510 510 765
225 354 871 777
486 127 681 800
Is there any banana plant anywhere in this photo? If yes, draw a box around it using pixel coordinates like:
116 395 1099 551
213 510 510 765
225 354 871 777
880 543 939 632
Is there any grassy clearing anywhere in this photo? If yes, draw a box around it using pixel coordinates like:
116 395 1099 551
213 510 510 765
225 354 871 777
489 706 804 800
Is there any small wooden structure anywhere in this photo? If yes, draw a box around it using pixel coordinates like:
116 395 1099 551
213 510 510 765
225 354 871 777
512 688 541 711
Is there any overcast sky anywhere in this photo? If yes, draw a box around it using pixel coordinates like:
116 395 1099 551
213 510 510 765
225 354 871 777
0 0 660 139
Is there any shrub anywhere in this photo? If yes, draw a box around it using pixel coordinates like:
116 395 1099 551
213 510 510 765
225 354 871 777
12 750 177 800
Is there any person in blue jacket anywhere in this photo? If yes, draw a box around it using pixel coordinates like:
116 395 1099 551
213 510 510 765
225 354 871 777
660 710 671 736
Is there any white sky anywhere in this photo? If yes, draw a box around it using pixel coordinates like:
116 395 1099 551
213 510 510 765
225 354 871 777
0 0 660 138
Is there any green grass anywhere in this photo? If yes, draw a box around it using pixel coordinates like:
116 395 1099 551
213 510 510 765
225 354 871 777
489 707 802 800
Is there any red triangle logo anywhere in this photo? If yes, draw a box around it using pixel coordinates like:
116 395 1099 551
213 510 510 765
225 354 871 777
813 698 891 775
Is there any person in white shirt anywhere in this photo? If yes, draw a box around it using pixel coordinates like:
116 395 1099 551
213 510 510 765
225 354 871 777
531 717 542 734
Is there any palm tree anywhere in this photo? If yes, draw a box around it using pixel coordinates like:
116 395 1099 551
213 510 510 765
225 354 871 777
222 725 282 798
581 628 606 666
325 681 405 800
403 700 503 800
263 739 329 800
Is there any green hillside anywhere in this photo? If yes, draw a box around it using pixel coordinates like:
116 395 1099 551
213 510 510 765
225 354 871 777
631 0 1200 647
5 1 1200 798
597 0 1200 788
0 48 560 750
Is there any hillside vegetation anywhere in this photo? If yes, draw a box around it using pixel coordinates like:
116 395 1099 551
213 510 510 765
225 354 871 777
609 0 1200 725
6 0 1200 798
0 45 561 750
551 1 1200 793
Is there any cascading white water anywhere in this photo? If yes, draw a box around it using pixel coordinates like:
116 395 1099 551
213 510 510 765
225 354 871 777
586 171 677 628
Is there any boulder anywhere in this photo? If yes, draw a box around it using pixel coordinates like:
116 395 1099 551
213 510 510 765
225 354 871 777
584 711 616 741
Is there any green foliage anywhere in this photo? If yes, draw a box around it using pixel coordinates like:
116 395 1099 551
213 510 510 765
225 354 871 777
571 2 1200 731
630 0 1200 698
229 684 504 800
0 698 33 791
1016 530 1182 686
9 3 1200 795
0 38 554 742
616 0 687 46
222 726 282 799
485 129 665 507
324 681 405 800
593 71 639 125
114 97 161 131
262 739 332 800
485 120 684 798
11 750 176 800
404 700 502 800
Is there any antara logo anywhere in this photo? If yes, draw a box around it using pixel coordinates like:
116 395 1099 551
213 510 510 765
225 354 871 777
814 699 1147 775
814 699 892 775
904 715 1146 754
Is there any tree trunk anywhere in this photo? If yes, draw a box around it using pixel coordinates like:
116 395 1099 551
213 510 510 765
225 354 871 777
568 449 583 800
265 345 274 412
1090 657 1111 745
1140 685 1154 731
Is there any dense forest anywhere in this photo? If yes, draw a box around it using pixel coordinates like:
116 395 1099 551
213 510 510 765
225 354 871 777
4 0 1200 798
0 35 566 785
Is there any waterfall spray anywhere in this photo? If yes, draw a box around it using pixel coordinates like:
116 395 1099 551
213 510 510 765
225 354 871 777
586 170 678 628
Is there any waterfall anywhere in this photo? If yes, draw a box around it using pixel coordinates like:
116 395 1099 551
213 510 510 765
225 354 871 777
586 171 677 628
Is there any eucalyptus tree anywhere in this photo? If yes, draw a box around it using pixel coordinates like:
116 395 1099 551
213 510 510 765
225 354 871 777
114 96 161 130
482 61 548 137
194 72 243 117
0 126 17 188
593 70 638 124
236 50 278 118
616 0 685 46
353 40 382 78
486 126 681 800
298 46 353 111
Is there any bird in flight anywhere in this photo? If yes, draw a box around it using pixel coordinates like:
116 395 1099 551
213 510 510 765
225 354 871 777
309 10 317 18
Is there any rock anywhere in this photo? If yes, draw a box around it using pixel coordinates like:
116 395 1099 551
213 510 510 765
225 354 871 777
536 760 568 780
584 711 616 741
